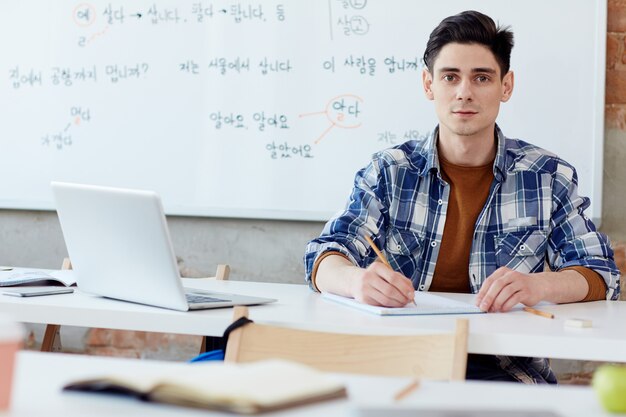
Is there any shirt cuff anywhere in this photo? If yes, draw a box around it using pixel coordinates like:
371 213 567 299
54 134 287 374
561 266 608 302
310 251 351 293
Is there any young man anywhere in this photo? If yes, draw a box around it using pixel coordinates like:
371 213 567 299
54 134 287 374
304 10 620 383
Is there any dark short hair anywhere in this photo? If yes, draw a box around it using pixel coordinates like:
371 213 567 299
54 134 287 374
423 10 514 77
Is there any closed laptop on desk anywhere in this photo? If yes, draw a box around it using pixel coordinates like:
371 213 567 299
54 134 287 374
51 181 276 311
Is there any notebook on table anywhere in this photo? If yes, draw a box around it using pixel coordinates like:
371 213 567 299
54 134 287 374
51 181 276 311
64 359 347 414
322 291 484 316
0 268 76 287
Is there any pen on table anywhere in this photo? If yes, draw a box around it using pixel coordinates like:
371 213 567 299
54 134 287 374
364 235 417 307
523 306 554 319
393 379 420 401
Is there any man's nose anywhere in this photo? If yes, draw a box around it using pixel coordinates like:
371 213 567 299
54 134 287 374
456 79 473 101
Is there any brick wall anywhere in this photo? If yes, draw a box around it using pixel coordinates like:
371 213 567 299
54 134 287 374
607 0 626 132
84 328 202 360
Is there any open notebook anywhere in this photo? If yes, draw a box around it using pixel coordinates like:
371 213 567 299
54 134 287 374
322 291 484 316
63 359 346 414
0 268 76 287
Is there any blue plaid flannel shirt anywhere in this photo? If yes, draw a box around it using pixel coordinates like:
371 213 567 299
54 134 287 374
304 125 620 383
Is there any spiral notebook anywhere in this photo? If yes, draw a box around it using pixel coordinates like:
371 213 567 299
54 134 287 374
322 291 484 316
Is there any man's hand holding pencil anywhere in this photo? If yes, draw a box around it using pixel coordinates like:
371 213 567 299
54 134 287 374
313 234 416 307
348 235 416 308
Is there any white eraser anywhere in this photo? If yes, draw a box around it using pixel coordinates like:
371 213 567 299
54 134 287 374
564 318 592 328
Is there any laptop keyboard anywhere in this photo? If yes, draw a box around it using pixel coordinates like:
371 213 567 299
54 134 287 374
186 293 230 304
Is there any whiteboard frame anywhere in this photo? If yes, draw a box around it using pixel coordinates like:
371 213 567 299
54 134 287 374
591 0 607 227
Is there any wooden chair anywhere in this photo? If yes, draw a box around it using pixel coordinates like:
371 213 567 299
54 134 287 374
224 306 469 380
213 264 231 281
41 259 231 353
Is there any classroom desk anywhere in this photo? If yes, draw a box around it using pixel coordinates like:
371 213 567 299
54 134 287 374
10 351 610 417
0 278 625 362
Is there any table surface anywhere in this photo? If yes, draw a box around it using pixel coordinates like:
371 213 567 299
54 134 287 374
1 277 625 362
8 351 611 417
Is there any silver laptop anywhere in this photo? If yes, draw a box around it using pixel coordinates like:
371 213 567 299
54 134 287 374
51 181 276 311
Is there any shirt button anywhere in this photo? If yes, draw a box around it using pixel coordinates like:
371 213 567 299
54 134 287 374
396 244 402 251
419 284 426 290
437 199 443 205
519 244 526 251
430 241 437 247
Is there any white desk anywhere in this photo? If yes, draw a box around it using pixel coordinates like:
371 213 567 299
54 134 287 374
0 279 625 362
9 351 610 417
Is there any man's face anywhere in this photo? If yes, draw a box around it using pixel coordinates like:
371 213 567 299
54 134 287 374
422 42 514 140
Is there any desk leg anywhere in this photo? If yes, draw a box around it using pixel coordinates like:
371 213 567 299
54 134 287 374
41 324 62 352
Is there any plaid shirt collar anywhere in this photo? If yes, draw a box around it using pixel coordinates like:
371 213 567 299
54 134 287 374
419 124 508 183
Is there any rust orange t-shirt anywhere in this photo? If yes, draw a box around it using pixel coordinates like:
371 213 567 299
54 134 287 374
429 156 493 293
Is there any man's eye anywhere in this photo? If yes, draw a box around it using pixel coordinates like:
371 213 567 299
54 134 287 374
476 75 490 82
443 75 455 82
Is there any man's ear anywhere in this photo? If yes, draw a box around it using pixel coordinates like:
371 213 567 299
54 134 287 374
422 68 434 100
501 71 514 103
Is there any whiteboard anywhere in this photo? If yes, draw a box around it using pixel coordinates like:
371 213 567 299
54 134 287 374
0 0 606 222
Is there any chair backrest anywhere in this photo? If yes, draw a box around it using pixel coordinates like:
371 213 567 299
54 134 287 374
61 257 72 270
214 264 230 280
224 306 469 380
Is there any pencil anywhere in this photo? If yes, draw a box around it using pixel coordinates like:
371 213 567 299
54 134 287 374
364 235 392 269
523 306 554 319
364 235 416 306
393 379 420 401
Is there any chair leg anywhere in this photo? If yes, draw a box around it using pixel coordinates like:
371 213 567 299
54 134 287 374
41 324 62 352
